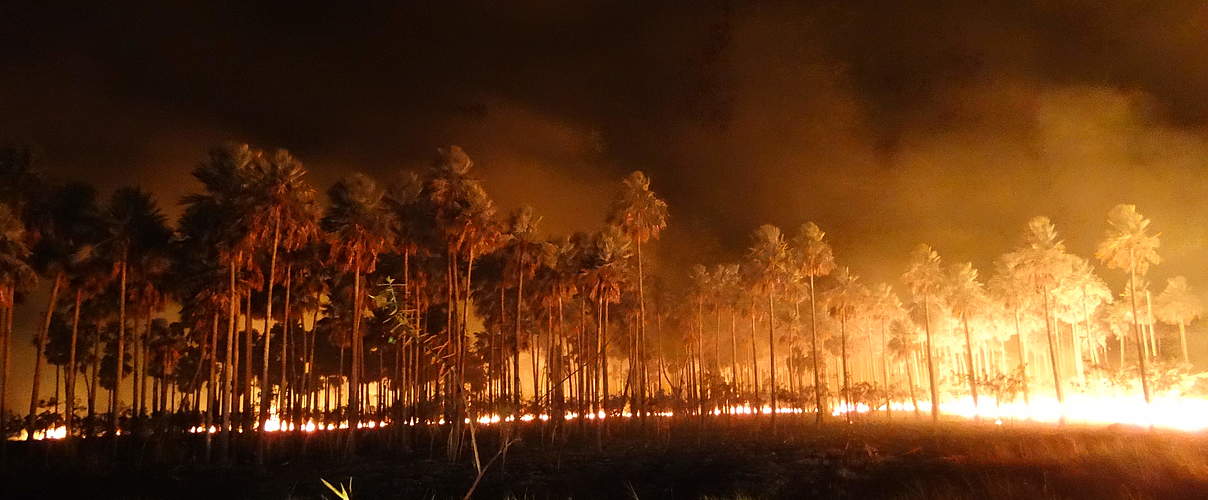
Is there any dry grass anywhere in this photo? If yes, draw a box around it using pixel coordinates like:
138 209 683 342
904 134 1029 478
4 417 1208 499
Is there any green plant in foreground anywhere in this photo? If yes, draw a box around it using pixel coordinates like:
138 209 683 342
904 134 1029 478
320 477 352 500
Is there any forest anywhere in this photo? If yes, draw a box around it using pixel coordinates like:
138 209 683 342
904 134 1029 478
1 140 1204 451
2 140 1208 500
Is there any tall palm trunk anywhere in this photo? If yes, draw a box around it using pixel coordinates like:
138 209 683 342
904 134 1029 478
595 295 605 450
960 313 979 417
1178 319 1189 365
114 256 128 436
809 274 823 424
242 291 253 430
1013 306 1029 406
65 288 82 438
513 250 524 410
281 264 292 430
28 272 63 440
260 217 281 448
449 247 475 462
1128 254 1152 404
922 294 939 423
220 253 238 459
879 319 890 419
905 352 920 416
767 289 776 429
730 310 737 399
695 298 704 417
1 293 11 454
205 313 217 462
635 240 646 421
1041 286 1064 413
749 309 758 399
839 309 849 423
348 253 363 455
602 299 610 420
87 320 99 435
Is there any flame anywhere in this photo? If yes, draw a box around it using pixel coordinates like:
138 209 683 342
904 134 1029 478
18 388 1208 440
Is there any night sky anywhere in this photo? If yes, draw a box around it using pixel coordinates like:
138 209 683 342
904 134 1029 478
4 2 1208 408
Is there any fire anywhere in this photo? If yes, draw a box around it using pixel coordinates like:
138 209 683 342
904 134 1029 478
17 389 1208 441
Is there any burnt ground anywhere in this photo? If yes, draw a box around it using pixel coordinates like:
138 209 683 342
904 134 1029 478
3 416 1208 499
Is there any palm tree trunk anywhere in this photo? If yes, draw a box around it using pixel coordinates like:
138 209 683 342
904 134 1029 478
221 254 238 459
602 299 610 420
595 295 604 450
922 294 939 423
767 290 777 429
960 314 979 418
903 355 918 418
749 309 758 400
205 313 217 462
260 217 281 447
1042 287 1064 418
349 255 363 455
28 272 63 440
88 319 99 435
281 264 292 431
1129 258 1152 404
1013 306 1029 407
514 251 524 411
463 249 475 392
114 257 127 437
695 298 704 417
1146 290 1158 358
242 291 253 430
0 297 10 453
839 310 849 423
635 240 646 420
729 309 737 397
1179 319 1189 365
879 319 890 420
809 274 823 424
66 288 82 438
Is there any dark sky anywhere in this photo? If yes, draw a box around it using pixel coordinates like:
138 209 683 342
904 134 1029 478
5 0 1208 287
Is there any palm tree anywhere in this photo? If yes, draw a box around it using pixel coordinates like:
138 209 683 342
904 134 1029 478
62 255 110 438
24 182 105 439
868 283 902 419
791 222 835 423
421 146 500 459
987 254 1036 406
747 224 787 427
711 263 741 407
825 266 863 421
1052 258 1112 381
607 171 668 420
247 148 319 454
504 206 542 410
902 244 944 423
583 224 630 447
1007 217 1074 414
103 187 171 436
0 203 36 440
323 173 391 454
1155 276 1202 365
945 262 987 416
688 264 711 416
1095 205 1160 404
184 143 261 457
887 317 922 417
124 229 171 426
